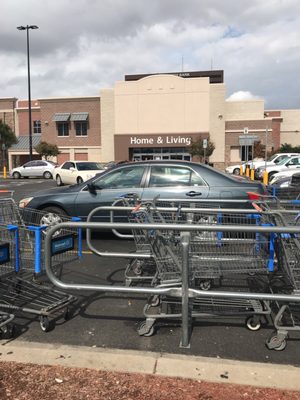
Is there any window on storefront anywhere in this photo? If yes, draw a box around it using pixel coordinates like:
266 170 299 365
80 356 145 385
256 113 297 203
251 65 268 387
75 121 88 136
57 122 69 137
33 120 41 134
241 145 253 162
131 147 191 161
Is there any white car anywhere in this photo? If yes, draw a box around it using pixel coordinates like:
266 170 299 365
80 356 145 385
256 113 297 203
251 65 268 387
10 160 57 179
54 161 105 186
256 155 300 181
225 153 299 175
269 168 300 185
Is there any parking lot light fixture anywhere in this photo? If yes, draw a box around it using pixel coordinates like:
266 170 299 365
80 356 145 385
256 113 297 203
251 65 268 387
17 25 39 161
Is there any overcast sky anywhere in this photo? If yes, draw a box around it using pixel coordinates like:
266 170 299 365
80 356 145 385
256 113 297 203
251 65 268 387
1 0 300 109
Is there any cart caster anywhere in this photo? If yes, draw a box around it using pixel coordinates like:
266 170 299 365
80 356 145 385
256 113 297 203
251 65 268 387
63 308 72 321
125 278 132 287
246 316 261 331
266 331 287 351
132 260 143 276
199 280 211 291
39 316 53 332
149 295 160 307
137 320 155 337
0 324 15 339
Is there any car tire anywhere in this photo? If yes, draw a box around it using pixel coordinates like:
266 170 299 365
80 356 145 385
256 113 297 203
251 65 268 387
39 206 68 236
12 171 21 179
233 168 240 175
77 177 83 184
268 172 277 181
56 175 64 186
43 171 53 179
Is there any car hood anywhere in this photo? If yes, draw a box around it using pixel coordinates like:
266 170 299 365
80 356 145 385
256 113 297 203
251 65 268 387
31 184 82 198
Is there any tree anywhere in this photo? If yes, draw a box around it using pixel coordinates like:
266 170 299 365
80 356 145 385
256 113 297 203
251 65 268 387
34 141 60 160
0 121 17 168
0 121 17 148
277 143 300 153
188 137 215 163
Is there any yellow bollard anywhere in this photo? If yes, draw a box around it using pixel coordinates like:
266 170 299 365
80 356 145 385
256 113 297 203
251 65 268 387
250 168 255 181
245 167 250 178
263 170 269 185
3 166 6 179
239 165 243 175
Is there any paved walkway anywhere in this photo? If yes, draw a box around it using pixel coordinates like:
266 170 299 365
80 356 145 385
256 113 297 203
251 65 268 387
1 340 300 391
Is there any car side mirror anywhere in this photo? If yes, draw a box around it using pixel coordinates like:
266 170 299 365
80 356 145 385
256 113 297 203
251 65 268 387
87 182 97 194
70 167 75 171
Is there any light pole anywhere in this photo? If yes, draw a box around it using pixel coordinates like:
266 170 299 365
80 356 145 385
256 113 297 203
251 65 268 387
17 25 39 161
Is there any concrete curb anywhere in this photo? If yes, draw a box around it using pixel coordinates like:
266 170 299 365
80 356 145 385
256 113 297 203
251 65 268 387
0 340 300 391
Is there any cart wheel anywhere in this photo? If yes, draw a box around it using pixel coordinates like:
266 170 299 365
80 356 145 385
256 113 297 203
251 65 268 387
39 316 53 332
199 280 211 291
246 316 261 331
266 333 287 351
63 308 72 321
150 295 160 307
132 260 143 276
0 324 15 339
137 321 155 337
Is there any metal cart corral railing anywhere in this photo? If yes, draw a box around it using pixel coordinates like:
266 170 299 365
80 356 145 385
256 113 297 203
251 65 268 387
86 202 300 288
44 221 300 350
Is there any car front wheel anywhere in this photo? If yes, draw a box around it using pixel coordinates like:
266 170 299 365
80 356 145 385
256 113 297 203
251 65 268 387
77 177 83 184
56 175 64 186
13 171 21 179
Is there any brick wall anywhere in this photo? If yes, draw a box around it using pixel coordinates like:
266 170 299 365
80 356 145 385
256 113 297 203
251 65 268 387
40 97 101 147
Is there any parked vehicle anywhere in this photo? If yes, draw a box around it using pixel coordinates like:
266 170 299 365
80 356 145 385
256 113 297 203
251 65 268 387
269 168 300 186
103 160 128 170
19 160 268 221
10 160 57 179
256 155 300 181
225 153 299 175
53 161 105 186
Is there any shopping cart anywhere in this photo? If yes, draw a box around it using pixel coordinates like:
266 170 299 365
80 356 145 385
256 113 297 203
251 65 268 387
0 195 82 275
0 231 16 338
130 201 276 289
0 223 77 332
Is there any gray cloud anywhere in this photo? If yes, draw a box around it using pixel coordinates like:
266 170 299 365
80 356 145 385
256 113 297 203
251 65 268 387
1 0 300 108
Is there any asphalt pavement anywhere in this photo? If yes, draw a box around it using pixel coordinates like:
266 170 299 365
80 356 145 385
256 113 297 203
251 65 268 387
0 177 300 368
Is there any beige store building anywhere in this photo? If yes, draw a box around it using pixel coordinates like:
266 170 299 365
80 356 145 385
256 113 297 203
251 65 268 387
101 70 226 169
3 70 300 171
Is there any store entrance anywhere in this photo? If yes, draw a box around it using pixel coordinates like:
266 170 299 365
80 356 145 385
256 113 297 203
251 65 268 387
130 147 191 161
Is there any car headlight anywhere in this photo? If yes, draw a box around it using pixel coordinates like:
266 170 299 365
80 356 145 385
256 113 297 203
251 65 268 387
19 197 33 208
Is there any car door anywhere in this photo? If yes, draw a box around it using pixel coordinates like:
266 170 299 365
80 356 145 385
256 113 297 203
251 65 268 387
286 156 300 170
21 161 37 177
60 162 76 184
142 165 209 203
35 161 48 177
73 164 147 221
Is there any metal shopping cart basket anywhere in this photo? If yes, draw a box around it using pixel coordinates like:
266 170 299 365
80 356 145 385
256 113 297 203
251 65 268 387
0 223 76 332
0 195 82 276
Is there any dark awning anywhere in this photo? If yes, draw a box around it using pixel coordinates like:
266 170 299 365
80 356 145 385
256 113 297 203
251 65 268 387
52 113 71 122
70 112 89 121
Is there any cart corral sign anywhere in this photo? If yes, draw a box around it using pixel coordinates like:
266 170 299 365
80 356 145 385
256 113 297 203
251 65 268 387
0 243 10 264
239 135 258 146
51 234 75 256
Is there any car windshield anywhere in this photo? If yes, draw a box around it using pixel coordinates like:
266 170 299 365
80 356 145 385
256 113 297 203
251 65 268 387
76 162 104 171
